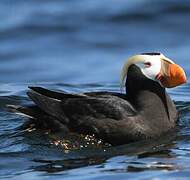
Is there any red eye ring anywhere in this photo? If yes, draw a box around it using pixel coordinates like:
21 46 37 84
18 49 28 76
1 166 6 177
144 62 151 68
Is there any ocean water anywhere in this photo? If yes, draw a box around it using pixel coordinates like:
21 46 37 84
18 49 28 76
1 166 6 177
0 0 190 179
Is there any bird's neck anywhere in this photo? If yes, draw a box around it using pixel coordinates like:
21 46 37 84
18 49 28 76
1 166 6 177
127 88 177 123
127 88 165 109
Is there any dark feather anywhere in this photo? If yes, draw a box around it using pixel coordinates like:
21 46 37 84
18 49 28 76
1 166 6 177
8 65 178 145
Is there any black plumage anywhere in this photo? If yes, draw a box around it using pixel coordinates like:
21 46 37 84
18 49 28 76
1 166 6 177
10 65 178 145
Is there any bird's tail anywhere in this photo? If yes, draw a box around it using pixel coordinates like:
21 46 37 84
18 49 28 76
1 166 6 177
7 104 36 119
7 104 69 132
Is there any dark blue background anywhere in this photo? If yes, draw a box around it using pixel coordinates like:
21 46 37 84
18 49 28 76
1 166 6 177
1 0 190 83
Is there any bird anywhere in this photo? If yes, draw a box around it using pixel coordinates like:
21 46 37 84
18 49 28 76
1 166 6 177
9 53 187 145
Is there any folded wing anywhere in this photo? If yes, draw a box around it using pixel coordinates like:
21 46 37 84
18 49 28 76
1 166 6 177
14 87 147 144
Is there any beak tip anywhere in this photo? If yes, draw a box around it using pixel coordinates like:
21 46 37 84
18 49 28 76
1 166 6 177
180 71 187 84
176 70 187 87
161 63 187 88
183 77 187 84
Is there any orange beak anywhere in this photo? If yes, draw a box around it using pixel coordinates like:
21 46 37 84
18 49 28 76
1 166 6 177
156 63 187 88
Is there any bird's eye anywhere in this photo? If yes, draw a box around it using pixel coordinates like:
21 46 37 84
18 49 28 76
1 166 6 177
144 62 151 68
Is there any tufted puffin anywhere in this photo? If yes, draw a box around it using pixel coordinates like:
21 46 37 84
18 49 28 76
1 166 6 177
9 53 187 145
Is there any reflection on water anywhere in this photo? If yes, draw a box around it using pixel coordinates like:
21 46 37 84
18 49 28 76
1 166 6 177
0 83 189 180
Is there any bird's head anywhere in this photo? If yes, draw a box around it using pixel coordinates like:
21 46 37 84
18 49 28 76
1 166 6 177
120 53 187 90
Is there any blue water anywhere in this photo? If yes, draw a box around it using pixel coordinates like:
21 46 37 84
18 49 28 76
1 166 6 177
1 0 190 179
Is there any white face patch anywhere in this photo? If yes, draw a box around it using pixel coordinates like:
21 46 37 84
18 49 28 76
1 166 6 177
138 55 162 80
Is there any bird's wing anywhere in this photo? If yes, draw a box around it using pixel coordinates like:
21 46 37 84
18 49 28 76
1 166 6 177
27 87 136 122
28 86 86 99
26 87 146 144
